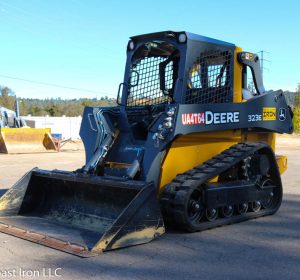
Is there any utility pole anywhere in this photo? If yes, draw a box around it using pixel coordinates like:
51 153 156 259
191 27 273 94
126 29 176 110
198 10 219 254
257 50 271 82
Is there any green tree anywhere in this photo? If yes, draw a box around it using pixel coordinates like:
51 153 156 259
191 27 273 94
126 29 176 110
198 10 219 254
293 85 300 133
0 86 15 109
81 98 92 107
19 99 28 116
45 104 60 116
28 105 42 116
295 85 300 106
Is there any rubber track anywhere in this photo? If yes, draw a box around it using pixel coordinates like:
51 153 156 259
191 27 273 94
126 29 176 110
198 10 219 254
160 142 282 232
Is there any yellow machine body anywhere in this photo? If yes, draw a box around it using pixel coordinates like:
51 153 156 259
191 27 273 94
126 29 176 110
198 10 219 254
159 130 286 192
158 46 287 192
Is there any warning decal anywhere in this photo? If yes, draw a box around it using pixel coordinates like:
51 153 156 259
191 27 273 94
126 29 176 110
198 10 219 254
263 108 276 121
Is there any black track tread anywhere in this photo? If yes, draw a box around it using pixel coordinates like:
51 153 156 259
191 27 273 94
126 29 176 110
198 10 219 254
160 142 282 232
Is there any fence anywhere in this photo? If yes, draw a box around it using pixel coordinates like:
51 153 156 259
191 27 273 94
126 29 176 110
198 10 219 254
23 116 82 140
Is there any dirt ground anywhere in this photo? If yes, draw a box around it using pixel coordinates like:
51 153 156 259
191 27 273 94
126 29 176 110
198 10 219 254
0 140 85 189
0 136 299 280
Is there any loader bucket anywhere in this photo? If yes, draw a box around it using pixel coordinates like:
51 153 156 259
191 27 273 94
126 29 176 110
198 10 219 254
0 169 164 257
0 128 57 154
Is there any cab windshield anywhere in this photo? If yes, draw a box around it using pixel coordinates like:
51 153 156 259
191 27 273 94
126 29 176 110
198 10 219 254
127 41 179 106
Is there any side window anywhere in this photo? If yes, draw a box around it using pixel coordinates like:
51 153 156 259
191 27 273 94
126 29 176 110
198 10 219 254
164 61 174 90
246 66 257 95
185 50 232 104
242 66 257 100
188 63 202 89
208 64 227 87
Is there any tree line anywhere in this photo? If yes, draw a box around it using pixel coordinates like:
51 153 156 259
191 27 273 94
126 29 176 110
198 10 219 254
1 85 300 132
292 85 300 132
0 86 116 117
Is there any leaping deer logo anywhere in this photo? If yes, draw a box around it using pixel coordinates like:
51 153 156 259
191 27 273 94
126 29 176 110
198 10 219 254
279 108 286 121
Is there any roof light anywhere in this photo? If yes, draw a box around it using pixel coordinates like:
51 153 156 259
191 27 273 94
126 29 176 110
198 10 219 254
128 40 135 51
178 33 187 43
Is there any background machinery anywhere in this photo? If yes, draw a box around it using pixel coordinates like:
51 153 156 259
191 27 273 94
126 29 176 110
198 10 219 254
0 31 293 256
0 98 57 153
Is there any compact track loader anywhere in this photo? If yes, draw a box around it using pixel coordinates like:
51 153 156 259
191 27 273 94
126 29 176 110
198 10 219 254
0 31 293 257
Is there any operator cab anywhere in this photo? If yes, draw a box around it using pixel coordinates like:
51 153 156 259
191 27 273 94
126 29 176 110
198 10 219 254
123 31 265 108
123 31 236 108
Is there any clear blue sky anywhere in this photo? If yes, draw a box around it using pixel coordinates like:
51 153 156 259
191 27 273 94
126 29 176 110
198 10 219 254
0 0 299 99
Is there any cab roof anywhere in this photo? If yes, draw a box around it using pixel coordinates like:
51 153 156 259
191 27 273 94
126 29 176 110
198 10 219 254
130 31 235 47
